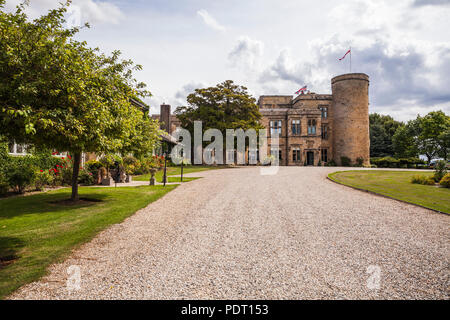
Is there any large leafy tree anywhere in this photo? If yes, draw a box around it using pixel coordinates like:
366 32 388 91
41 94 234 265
393 110 449 163
369 113 403 157
174 80 263 145
0 1 160 200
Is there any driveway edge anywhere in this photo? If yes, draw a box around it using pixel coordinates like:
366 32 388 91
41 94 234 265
326 173 448 216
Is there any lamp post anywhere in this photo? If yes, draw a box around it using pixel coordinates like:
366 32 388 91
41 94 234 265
181 159 184 182
163 152 167 187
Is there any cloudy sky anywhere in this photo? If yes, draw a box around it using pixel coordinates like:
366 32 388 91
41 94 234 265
3 0 450 121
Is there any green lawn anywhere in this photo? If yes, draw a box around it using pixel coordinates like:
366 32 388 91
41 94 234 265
328 170 450 214
0 185 177 299
133 165 217 182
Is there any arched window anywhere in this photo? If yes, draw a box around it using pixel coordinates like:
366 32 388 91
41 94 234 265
307 119 316 135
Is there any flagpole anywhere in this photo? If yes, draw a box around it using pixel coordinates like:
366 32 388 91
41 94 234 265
350 46 352 73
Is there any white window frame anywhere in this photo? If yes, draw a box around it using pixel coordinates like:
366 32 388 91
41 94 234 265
270 120 282 136
8 142 30 156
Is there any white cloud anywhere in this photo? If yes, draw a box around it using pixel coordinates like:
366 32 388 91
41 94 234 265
74 0 124 25
174 82 206 105
197 9 226 32
3 0 124 25
228 36 264 70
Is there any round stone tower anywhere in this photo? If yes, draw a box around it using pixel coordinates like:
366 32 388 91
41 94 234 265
331 73 370 166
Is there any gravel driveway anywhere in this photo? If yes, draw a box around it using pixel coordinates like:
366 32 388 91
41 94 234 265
9 167 449 299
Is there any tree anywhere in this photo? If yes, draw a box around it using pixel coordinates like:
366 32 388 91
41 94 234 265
420 111 450 162
393 111 450 164
175 80 262 133
393 125 418 158
174 80 263 160
369 113 403 157
0 1 159 200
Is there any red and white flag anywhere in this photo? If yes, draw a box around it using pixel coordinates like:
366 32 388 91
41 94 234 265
295 85 307 94
339 49 351 61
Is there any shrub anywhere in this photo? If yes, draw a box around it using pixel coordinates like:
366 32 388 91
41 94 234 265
356 157 364 167
340 156 351 167
59 160 73 185
317 160 322 166
433 160 447 182
7 163 37 193
85 160 102 176
326 159 337 167
78 169 94 185
0 170 9 195
99 154 115 169
35 170 54 191
123 156 138 175
439 173 450 188
411 175 435 186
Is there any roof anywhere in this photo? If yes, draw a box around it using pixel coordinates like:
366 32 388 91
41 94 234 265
160 132 178 145
130 98 150 111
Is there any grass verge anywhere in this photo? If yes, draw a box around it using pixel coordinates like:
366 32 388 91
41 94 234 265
0 185 177 299
328 170 450 214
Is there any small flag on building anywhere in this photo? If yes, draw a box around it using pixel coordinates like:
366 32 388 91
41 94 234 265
295 85 307 95
339 49 351 61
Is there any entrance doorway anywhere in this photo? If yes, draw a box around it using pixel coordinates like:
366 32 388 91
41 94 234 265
306 151 314 166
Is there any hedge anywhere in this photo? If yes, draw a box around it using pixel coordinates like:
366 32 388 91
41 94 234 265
371 157 425 168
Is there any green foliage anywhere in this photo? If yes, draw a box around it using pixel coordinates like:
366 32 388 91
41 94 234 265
411 175 435 185
370 157 425 168
340 156 351 167
7 162 37 193
393 111 450 163
174 80 263 147
369 113 404 157
0 170 8 195
393 124 419 158
123 155 138 174
78 169 94 185
0 1 160 200
326 159 337 167
35 170 54 191
439 173 450 188
371 156 399 168
85 160 102 176
99 155 116 169
433 160 447 182
356 157 364 167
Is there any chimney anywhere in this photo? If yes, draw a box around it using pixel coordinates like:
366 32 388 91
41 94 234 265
160 104 171 133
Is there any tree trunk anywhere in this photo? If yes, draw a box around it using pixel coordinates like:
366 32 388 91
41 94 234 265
71 152 81 201
426 154 433 166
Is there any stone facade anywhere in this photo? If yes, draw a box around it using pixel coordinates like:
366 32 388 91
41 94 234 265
153 73 370 166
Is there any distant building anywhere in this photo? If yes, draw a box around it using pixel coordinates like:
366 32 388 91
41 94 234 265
153 73 370 166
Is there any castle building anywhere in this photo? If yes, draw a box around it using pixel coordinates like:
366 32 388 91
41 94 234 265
153 73 370 166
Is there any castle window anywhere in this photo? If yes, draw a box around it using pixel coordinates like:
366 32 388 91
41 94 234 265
321 107 328 118
307 119 317 135
248 149 259 164
291 119 301 135
226 149 235 164
270 120 282 136
292 148 301 162
321 125 328 140
321 149 328 162
270 147 282 161
8 141 30 156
